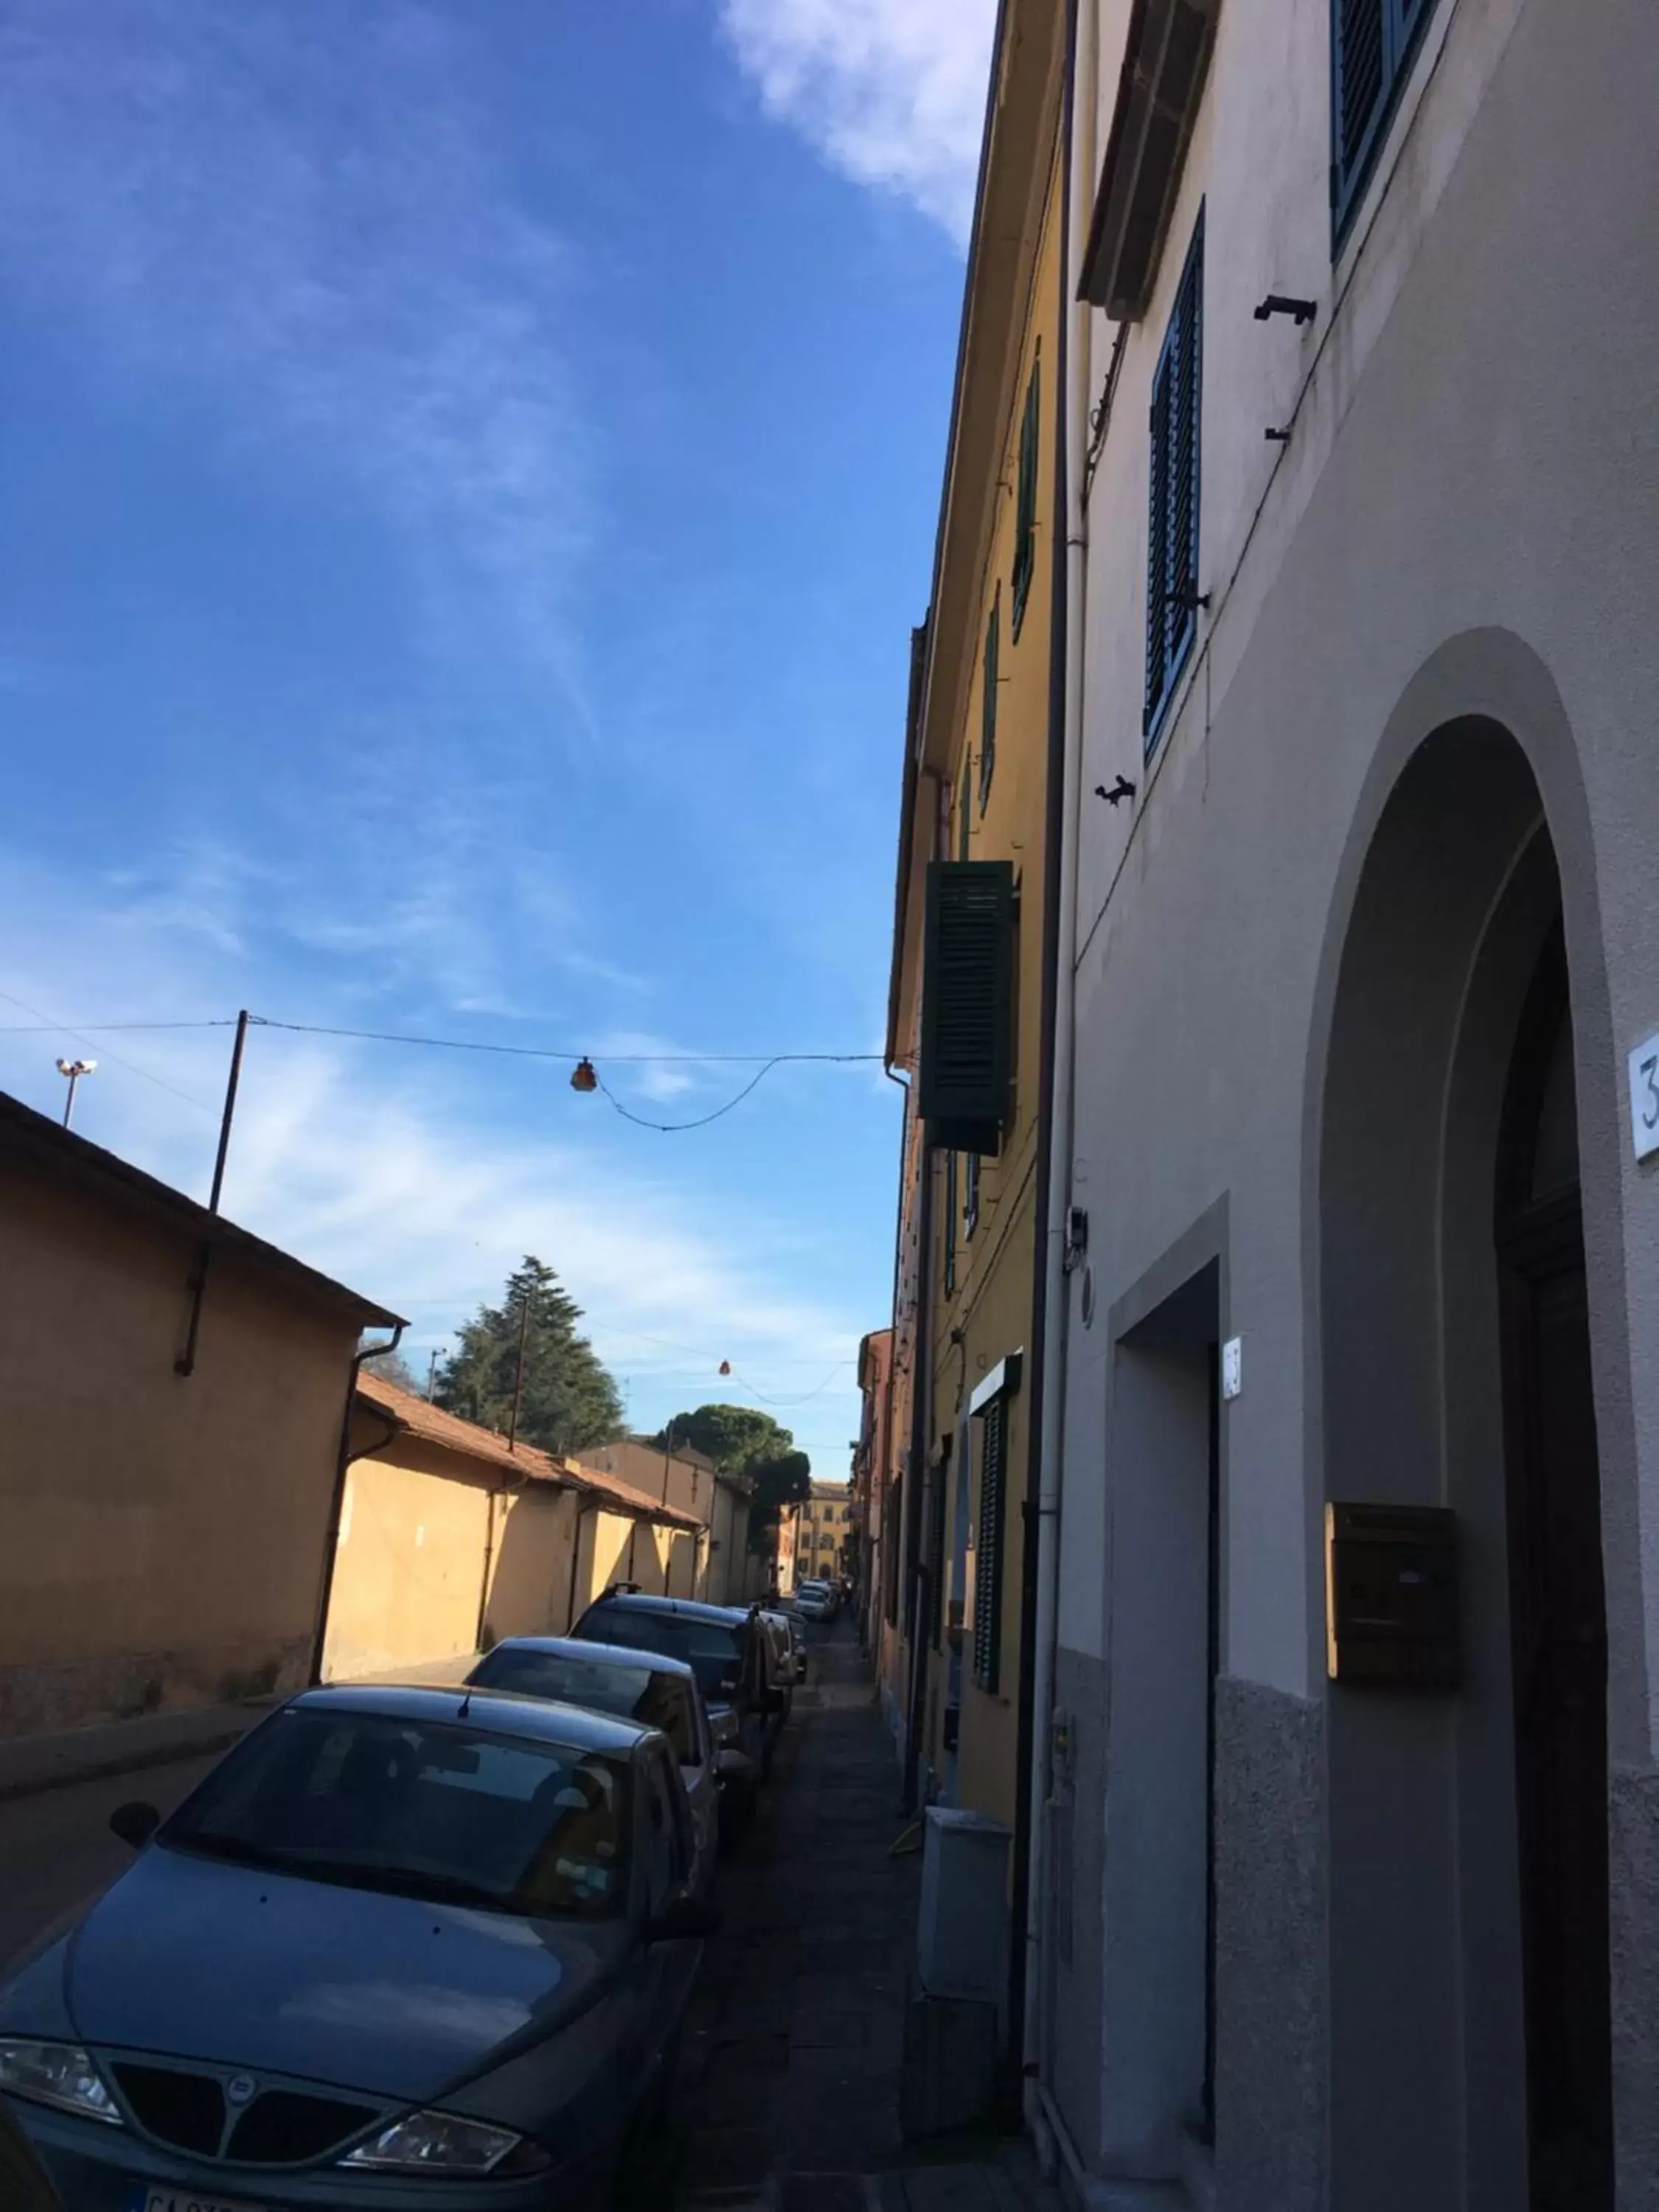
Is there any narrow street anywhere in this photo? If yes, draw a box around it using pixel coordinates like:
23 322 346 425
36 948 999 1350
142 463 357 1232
665 1617 1057 2212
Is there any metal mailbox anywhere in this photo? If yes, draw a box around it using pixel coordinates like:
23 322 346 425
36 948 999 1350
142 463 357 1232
1325 1501 1460 1690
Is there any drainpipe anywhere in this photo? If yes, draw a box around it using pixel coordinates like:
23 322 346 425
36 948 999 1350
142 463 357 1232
310 1322 406 1683
565 1491 594 1630
1018 0 1091 2124
902 764 949 1815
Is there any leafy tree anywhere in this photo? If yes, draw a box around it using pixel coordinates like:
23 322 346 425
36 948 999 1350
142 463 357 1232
651 1402 813 1550
437 1257 623 1457
358 1339 422 1395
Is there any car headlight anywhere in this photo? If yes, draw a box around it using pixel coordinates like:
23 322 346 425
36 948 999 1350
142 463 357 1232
0 2038 122 2125
341 2109 547 2174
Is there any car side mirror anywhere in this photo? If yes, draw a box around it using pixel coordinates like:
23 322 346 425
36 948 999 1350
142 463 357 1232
109 1801 160 1848
646 1895 720 1944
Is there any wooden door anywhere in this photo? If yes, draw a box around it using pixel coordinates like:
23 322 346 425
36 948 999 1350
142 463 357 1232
1497 932 1612 2211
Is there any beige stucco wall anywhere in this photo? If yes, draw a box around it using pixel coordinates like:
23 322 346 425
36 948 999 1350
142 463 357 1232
482 1483 580 1645
0 1155 362 1737
321 1439 491 1681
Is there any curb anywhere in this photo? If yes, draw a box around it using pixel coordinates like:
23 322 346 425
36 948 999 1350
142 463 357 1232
0 1704 277 1808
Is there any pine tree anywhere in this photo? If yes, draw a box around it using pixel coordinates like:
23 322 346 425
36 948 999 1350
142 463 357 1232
436 1257 624 1457
652 1402 812 1548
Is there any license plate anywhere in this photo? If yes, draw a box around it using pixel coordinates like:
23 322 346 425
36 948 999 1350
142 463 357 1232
124 2186 269 2212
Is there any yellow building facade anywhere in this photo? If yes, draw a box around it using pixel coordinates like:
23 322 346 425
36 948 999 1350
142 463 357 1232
883 0 1065 1844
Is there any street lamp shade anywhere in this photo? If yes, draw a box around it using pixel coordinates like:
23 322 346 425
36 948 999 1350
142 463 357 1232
55 1059 97 1078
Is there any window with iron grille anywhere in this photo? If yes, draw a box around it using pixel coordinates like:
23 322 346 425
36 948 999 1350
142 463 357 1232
1144 209 1204 750
964 1149 981 1239
1011 351 1040 640
979 594 998 812
925 1450 950 1650
973 1392 1008 1692
1332 0 1439 243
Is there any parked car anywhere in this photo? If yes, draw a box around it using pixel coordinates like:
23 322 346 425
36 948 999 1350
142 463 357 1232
0 1683 716 2211
761 1607 808 1685
465 1636 726 1893
792 1579 835 1623
570 1592 787 1836
754 1613 797 1719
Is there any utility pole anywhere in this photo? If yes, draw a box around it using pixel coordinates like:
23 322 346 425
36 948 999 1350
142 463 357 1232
175 1010 251 1377
507 1287 532 1454
55 1057 97 1128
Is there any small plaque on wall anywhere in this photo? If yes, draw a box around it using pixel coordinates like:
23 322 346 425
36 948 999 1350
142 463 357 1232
1325 1502 1459 1690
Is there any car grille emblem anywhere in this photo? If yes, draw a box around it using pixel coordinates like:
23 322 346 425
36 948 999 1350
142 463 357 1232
225 2073 259 2108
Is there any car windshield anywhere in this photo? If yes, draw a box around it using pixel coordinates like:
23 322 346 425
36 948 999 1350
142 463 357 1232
162 1708 631 1919
471 1649 697 1762
579 1607 745 1702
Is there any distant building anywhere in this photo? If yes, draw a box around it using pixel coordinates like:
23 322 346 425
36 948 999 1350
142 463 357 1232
793 1480 853 1587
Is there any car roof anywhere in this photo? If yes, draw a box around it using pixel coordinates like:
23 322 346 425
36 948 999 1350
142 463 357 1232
292 1680 653 1756
476 1635 698 1684
586 1591 751 1627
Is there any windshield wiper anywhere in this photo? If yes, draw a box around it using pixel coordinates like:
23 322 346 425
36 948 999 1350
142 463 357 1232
170 1834 505 1911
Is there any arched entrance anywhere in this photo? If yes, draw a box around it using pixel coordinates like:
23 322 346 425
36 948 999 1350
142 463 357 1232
1318 716 1612 2211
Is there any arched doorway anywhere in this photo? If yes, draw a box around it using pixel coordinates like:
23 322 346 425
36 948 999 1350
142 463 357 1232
1318 716 1612 2211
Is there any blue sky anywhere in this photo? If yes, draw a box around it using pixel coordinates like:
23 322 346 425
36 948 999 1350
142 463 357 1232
0 0 994 1475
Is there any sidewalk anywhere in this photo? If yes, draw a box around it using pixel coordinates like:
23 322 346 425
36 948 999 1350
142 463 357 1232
667 1621 1063 2212
0 1651 479 1804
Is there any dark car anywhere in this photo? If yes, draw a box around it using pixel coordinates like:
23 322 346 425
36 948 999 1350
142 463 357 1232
465 1638 725 1893
570 1593 787 1837
0 1683 716 2211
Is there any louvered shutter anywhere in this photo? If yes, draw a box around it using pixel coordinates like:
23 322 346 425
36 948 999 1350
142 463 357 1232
1332 0 1439 238
1144 360 1172 727
1012 360 1040 639
979 599 999 811
919 860 1015 1154
973 1393 1006 1691
1144 212 1203 746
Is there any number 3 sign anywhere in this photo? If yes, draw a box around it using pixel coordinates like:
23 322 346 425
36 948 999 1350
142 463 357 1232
1629 1032 1659 1161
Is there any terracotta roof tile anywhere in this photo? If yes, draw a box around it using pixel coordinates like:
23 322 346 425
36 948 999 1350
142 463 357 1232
355 1370 702 1530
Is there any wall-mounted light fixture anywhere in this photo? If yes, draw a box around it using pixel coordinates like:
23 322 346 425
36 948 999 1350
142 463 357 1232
1253 293 1317 326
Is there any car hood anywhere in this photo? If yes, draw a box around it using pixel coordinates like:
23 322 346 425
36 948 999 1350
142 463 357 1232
61 1846 634 2101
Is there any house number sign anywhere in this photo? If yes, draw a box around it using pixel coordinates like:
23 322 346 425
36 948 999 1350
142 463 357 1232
1630 1031 1659 1162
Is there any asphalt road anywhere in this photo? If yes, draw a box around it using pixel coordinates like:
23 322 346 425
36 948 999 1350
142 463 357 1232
0 1753 220 1975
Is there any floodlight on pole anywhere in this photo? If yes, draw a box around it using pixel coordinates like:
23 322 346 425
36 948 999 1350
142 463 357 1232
55 1059 97 1129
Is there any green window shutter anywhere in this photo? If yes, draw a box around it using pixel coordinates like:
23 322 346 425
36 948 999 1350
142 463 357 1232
1012 358 1040 639
979 597 999 813
944 1150 958 1296
919 859 1016 1155
973 1394 1007 1692
1144 209 1204 748
1332 0 1440 240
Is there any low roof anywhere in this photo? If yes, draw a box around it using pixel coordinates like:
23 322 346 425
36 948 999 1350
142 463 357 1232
295 1680 653 1756
355 1370 703 1531
0 1089 400 1329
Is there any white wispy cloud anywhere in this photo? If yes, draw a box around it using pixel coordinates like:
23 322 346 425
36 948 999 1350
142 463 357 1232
0 0 593 678
0 852 865 1471
719 0 997 245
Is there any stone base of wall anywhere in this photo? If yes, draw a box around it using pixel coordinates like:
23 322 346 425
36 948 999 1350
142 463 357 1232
1612 1764 1659 2212
1213 1674 1325 2212
0 1635 312 1739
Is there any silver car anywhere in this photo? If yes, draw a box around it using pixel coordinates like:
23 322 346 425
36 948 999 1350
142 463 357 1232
465 1637 724 1896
